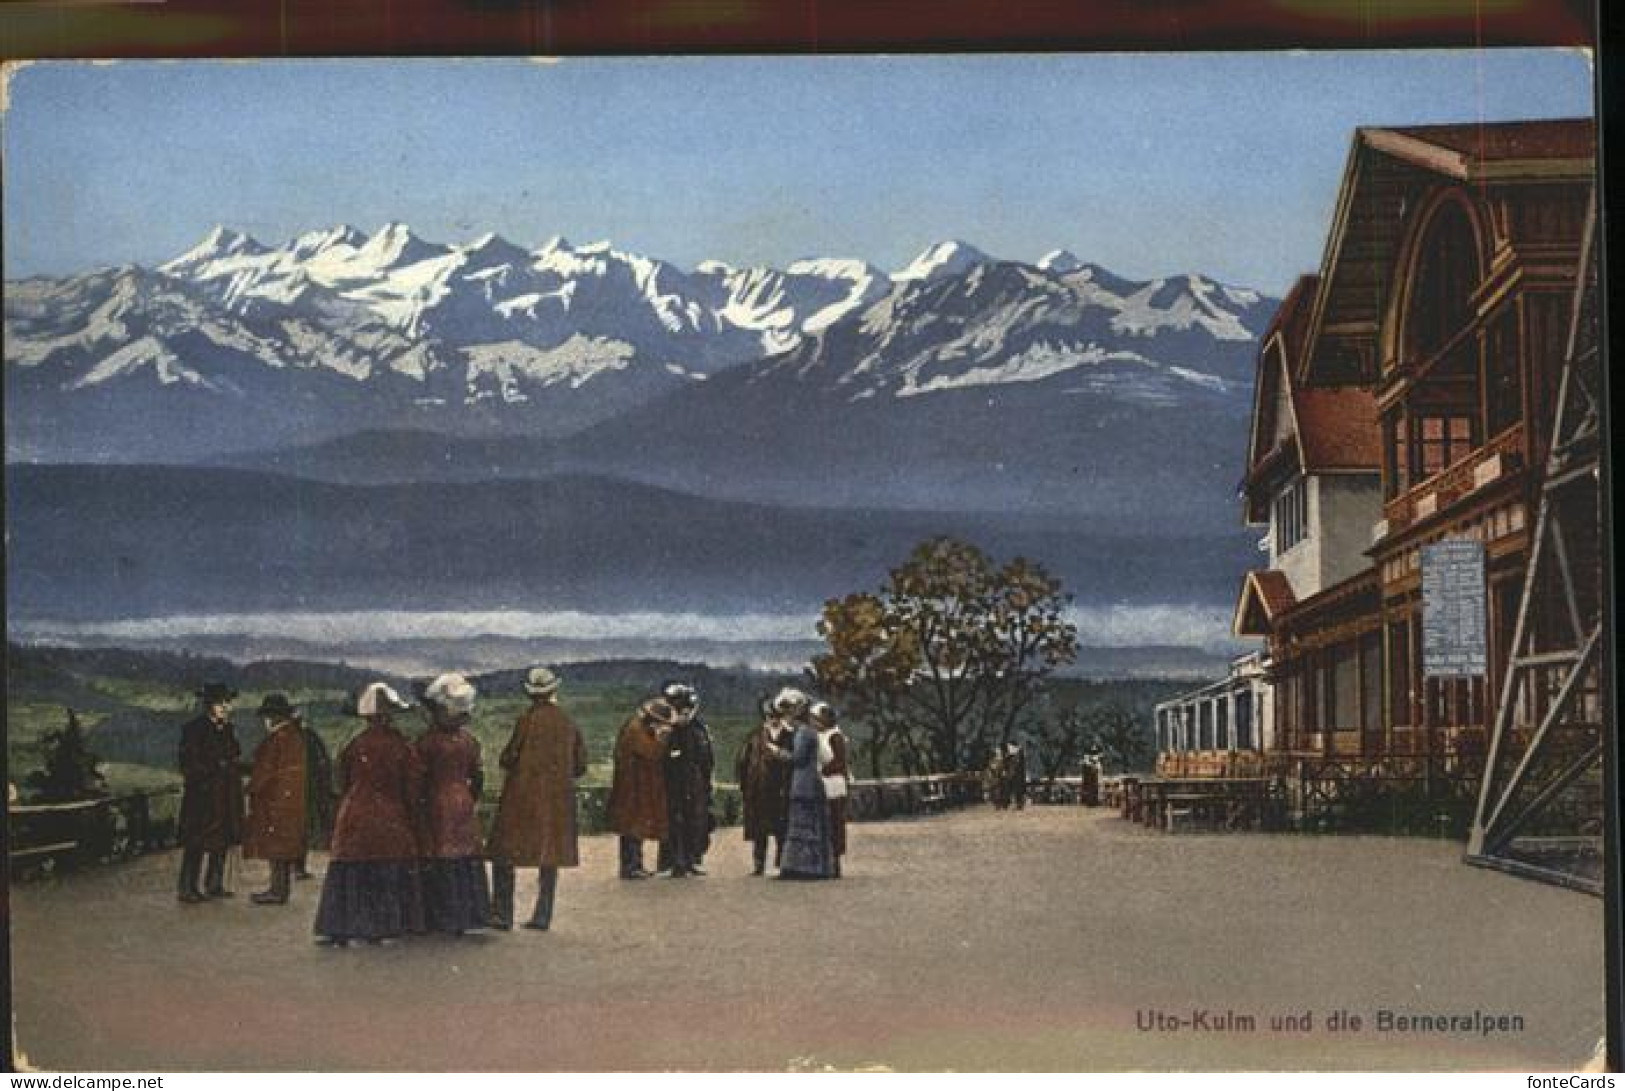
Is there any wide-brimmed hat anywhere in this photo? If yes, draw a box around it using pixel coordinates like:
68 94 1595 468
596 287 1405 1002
197 682 238 705
771 687 810 716
662 681 698 711
424 672 477 716
809 701 838 727
640 698 681 727
523 667 562 698
356 682 412 718
256 693 299 720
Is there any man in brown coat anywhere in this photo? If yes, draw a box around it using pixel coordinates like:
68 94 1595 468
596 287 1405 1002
244 693 309 906
487 667 588 929
607 696 675 879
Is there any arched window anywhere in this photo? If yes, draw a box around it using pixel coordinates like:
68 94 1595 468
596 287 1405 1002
1405 200 1481 361
1386 196 1486 498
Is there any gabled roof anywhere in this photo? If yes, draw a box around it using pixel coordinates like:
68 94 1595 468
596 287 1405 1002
1233 570 1297 638
1365 119 1596 181
1244 277 1318 486
1304 117 1595 367
1294 385 1380 471
1243 279 1379 519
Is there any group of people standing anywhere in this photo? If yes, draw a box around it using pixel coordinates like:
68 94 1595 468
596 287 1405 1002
734 687 850 880
173 670 856 947
175 666 587 944
176 683 334 905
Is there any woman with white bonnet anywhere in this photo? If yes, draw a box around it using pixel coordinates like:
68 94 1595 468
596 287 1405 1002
810 701 851 879
414 672 490 936
775 687 836 880
314 681 425 946
486 667 587 930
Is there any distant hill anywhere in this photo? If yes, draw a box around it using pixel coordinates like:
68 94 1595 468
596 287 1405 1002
5 463 1257 624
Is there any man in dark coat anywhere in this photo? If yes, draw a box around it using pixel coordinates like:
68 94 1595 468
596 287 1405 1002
295 728 335 880
176 682 245 903
657 683 714 878
1002 741 1029 811
736 698 793 875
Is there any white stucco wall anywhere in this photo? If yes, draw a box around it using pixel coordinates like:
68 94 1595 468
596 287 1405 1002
1270 473 1382 601
1314 474 1383 587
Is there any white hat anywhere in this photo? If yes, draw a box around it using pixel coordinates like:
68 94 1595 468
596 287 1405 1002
772 687 810 715
424 672 477 716
809 701 838 727
356 682 412 718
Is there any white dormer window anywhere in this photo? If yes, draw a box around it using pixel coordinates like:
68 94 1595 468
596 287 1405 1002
1274 477 1309 553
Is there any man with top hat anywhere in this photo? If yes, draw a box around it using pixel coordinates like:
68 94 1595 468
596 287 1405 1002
177 682 246 903
657 681 714 878
487 667 588 930
607 694 676 879
244 693 309 906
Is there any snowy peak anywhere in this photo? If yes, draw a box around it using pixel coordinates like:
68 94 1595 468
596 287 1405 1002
1037 248 1084 274
161 226 266 272
893 240 991 283
352 222 446 272
290 224 365 260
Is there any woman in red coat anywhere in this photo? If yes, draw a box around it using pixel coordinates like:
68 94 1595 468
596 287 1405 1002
313 683 426 946
414 672 490 935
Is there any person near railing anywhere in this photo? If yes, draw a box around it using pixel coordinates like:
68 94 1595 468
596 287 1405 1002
486 667 587 931
736 696 794 876
1001 742 1028 811
413 673 491 936
243 694 310 906
608 696 675 879
314 683 426 947
176 682 245 904
811 702 851 879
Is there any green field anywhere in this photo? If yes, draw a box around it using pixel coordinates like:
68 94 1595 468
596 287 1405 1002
5 645 799 800
7 643 1185 803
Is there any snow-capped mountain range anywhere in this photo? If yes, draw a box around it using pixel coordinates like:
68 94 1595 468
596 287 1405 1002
5 222 1275 464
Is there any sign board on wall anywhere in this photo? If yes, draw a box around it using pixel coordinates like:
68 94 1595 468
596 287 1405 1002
1421 539 1488 677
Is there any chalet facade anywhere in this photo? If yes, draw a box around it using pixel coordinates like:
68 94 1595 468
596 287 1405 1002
1316 120 1595 799
1158 119 1597 833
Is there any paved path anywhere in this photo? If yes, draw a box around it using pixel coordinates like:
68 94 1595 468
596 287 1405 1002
10 807 1607 1071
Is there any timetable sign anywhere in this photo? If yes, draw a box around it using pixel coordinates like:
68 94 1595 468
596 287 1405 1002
1422 539 1488 677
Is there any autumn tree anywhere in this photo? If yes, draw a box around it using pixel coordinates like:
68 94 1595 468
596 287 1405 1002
813 537 1078 774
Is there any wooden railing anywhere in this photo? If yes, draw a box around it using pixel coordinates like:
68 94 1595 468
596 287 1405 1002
1155 750 1267 779
8 787 184 876
1383 425 1524 535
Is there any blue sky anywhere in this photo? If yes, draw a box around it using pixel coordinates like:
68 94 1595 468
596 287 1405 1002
2 51 1594 296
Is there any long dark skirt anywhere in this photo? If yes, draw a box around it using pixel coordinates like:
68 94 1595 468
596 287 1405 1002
314 860 425 941
420 857 491 934
829 797 848 858
780 793 835 879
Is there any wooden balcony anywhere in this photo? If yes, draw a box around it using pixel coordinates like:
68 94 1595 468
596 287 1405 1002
1382 425 1524 537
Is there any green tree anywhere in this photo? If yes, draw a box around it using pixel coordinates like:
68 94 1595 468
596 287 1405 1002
27 708 109 802
1087 704 1154 774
